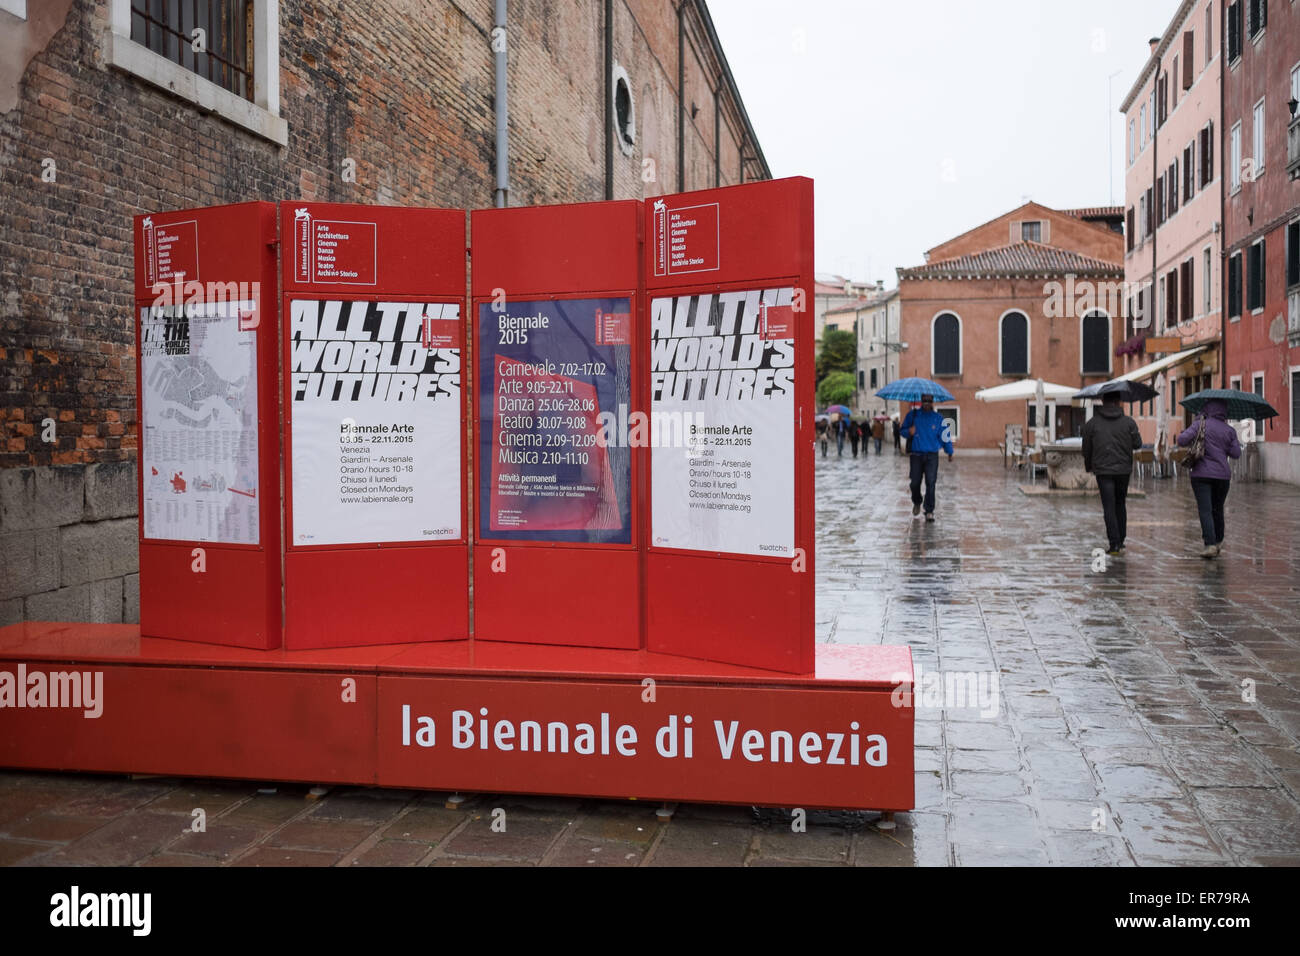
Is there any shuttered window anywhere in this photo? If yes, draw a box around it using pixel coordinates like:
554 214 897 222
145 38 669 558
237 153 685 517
1247 239 1265 311
932 313 961 376
1227 1 1242 61
1082 313 1110 375
1228 252 1242 318
1000 312 1029 376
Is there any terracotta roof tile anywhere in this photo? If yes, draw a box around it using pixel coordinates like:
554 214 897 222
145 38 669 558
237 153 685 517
898 241 1123 280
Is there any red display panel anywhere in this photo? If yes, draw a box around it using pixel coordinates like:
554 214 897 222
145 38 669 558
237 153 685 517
470 202 644 649
280 203 469 649
643 178 816 673
133 202 281 649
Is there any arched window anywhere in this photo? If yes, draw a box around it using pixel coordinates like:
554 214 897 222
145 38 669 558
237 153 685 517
1081 311 1111 375
999 311 1029 376
932 312 961 376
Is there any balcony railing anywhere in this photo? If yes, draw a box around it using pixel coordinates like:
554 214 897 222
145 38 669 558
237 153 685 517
1288 117 1300 181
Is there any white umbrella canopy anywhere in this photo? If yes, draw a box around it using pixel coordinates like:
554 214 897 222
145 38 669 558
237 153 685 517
973 379 1079 402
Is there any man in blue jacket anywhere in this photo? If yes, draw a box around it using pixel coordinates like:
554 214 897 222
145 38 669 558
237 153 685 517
901 394 954 521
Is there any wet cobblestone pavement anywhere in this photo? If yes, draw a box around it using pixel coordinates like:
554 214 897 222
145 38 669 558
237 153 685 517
2 454 1298 866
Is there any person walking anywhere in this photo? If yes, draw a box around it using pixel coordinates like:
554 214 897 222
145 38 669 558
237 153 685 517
871 417 885 455
900 395 954 522
816 418 828 457
849 419 861 458
835 415 847 457
1175 398 1241 558
892 417 901 455
1081 391 1142 556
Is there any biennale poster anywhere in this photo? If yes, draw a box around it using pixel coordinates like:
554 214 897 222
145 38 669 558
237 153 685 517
478 297 632 544
649 287 795 558
140 299 260 544
288 299 462 546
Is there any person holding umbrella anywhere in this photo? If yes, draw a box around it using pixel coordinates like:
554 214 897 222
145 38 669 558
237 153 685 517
1080 385 1144 556
1175 388 1275 558
900 394 954 521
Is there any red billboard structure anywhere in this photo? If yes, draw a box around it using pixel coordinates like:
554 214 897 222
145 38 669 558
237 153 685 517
1 179 913 814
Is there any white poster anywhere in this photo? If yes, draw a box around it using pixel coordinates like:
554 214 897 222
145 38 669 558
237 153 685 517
650 287 795 558
141 299 260 544
289 299 462 546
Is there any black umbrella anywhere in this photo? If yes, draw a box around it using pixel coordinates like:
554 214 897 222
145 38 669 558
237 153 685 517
1073 379 1158 402
1180 388 1278 420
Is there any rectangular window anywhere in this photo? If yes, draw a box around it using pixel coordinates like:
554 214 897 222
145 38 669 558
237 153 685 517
1158 72 1168 126
1247 238 1266 311
1157 174 1166 225
1167 268 1180 329
1184 143 1195 200
129 0 254 101
1228 252 1243 318
1230 122 1242 191
1172 57 1180 108
1204 247 1213 312
1199 122 1215 185
1252 98 1264 174
1140 105 1148 147
1021 221 1041 242
1287 219 1300 288
1183 32 1194 88
1181 259 1194 322
1227 1 1242 61
1169 160 1179 215
1247 0 1266 38
869 368 877 389
1292 368 1300 441
1252 373 1265 434
1206 3 1213 67
1126 207 1135 251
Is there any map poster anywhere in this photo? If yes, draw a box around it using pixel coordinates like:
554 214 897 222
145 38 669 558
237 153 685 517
478 297 632 544
649 287 795 558
140 299 260 544
288 299 462 546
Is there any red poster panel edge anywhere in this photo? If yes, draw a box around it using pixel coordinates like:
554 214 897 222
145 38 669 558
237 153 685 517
640 178 815 674
133 202 282 649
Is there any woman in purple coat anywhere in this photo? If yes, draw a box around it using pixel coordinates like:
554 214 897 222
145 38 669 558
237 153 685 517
1175 398 1241 558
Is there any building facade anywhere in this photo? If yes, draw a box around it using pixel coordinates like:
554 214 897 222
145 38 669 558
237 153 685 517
897 202 1124 450
856 288 900 419
0 0 769 624
1119 1 1224 448
1220 0 1300 483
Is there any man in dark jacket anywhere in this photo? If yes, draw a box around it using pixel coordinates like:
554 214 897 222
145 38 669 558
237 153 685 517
1081 392 1143 555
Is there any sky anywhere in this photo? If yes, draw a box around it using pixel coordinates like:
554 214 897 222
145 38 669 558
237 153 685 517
707 0 1177 285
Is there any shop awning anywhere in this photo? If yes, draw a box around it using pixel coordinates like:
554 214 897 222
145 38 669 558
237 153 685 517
1112 345 1210 383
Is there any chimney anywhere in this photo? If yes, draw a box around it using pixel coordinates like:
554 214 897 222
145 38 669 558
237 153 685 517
1148 37 1160 55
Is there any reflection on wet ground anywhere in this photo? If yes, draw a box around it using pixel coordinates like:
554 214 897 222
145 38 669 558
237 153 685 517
816 449 1300 864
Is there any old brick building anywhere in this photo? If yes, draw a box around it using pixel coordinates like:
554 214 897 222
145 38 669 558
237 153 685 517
897 202 1125 450
1220 0 1300 483
0 0 769 624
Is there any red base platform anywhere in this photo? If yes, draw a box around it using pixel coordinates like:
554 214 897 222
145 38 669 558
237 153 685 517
0 623 914 812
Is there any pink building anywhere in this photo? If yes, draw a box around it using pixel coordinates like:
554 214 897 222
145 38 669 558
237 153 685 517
1119 2 1223 449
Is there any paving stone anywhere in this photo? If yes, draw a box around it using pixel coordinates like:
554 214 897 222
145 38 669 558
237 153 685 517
234 847 340 867
139 852 220 867
382 807 463 844
547 835 648 867
645 820 752 867
0 838 51 865
954 843 1050 866
44 811 183 866
170 823 264 859
8 813 106 843
346 839 430 866
267 821 374 853
440 813 568 862
1112 800 1226 863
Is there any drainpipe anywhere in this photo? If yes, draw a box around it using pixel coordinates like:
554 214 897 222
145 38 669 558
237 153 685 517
604 0 613 199
713 83 720 187
494 0 509 207
1219 16 1227 390
676 1 685 193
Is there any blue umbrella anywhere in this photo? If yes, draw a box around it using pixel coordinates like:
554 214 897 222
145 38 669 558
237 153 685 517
1180 388 1278 420
824 404 852 416
874 377 955 403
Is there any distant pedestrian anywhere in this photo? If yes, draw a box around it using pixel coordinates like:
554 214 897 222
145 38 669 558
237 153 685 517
1081 392 1142 556
900 395 954 521
835 415 847 457
849 420 861 458
871 417 885 455
892 418 901 454
816 418 828 457
1175 398 1241 558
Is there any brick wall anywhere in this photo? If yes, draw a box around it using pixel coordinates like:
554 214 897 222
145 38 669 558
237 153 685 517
0 0 767 623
